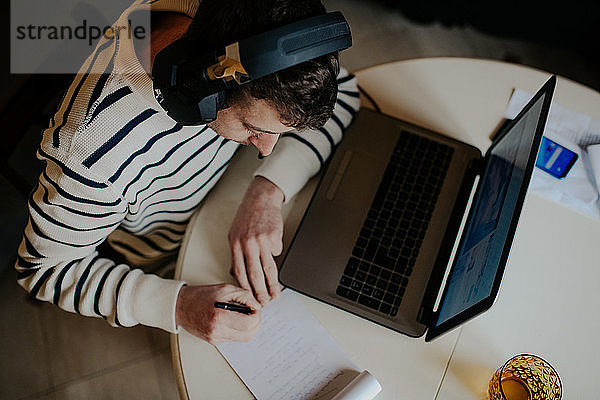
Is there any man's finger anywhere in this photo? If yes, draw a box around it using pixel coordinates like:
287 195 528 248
261 252 281 299
272 236 283 257
219 284 263 312
243 242 270 304
230 243 251 291
216 306 261 333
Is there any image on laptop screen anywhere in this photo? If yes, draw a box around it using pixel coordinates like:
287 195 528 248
434 91 547 327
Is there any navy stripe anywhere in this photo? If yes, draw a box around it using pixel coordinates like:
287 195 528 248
74 255 99 314
132 215 196 234
123 217 190 229
336 74 355 84
109 122 186 183
93 264 118 318
29 267 56 299
136 224 187 238
83 108 159 168
126 218 190 232
124 223 187 237
330 114 344 131
39 180 121 218
17 253 40 269
129 157 233 232
111 240 147 258
24 234 44 258
338 89 360 98
28 216 105 248
112 236 177 258
284 132 323 166
50 88 70 130
52 40 114 147
29 195 120 233
137 235 172 253
114 271 130 327
86 73 111 116
87 86 133 125
53 259 79 305
337 98 357 117
318 127 335 153
85 49 116 115
17 266 39 280
152 230 184 244
39 149 108 188
41 169 120 207
124 133 221 199
131 139 230 217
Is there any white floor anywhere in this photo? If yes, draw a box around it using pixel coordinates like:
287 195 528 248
1 1 597 399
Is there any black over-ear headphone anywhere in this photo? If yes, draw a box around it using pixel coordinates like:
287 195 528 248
151 11 352 126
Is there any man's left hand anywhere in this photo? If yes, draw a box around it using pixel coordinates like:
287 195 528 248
228 176 285 305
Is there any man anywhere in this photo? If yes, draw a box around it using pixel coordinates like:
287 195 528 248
15 0 359 344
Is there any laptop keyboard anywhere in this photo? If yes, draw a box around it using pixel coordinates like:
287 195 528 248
336 131 453 317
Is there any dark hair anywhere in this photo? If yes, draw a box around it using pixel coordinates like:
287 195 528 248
186 0 339 130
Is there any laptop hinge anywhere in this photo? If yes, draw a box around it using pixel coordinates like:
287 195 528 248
417 156 484 325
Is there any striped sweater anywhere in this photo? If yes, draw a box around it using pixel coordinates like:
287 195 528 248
15 0 360 333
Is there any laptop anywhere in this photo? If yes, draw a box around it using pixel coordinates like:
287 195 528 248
279 76 555 341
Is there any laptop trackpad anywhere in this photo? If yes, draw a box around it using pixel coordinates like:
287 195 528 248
325 149 386 211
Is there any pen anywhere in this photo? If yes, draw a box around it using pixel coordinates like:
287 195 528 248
214 302 254 315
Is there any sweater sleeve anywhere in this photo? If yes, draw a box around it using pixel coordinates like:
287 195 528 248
15 152 185 333
253 67 360 201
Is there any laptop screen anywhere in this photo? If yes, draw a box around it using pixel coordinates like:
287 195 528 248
426 77 554 340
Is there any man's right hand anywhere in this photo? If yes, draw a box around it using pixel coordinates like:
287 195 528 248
175 283 262 344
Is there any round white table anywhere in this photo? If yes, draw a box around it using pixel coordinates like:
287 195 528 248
171 58 600 399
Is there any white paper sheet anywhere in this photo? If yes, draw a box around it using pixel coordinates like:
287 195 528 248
505 89 600 219
331 371 382 400
216 290 381 400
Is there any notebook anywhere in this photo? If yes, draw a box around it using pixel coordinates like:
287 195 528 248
279 76 555 341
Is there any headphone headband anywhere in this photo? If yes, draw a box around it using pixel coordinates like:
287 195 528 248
237 11 351 80
152 11 352 125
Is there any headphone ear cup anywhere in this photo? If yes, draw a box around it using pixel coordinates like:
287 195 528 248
153 39 226 125
197 91 225 123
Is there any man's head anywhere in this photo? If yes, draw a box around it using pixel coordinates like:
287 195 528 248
184 0 340 155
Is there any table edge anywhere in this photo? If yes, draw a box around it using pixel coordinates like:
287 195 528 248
353 56 599 97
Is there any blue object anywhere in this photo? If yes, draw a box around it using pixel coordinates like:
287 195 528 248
535 136 578 179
